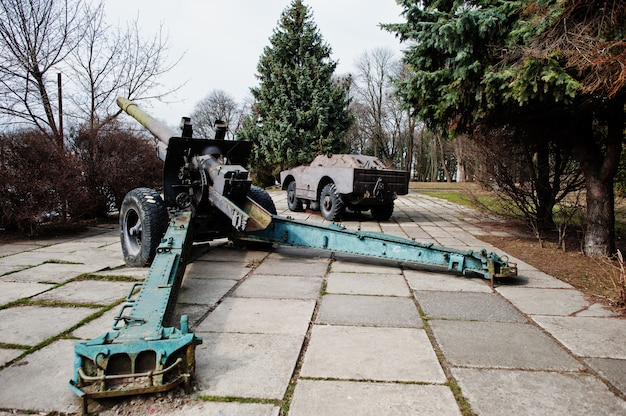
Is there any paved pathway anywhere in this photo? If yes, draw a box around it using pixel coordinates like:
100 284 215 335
0 190 625 415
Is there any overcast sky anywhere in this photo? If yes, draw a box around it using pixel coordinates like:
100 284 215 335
104 0 406 124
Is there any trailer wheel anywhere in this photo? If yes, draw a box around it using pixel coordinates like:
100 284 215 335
287 181 304 212
320 183 344 221
120 188 169 267
371 203 394 221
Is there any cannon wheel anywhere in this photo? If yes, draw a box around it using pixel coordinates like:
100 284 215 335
287 181 304 212
120 188 169 267
371 203 395 221
320 183 344 222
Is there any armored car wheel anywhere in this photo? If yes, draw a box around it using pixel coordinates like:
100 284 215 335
287 181 304 212
320 183 344 222
371 203 394 221
120 188 169 267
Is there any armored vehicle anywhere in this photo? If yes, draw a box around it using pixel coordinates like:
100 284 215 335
280 153 409 221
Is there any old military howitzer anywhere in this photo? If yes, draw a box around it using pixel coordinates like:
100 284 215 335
69 98 517 412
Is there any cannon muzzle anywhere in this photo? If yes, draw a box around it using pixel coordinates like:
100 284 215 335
117 97 177 160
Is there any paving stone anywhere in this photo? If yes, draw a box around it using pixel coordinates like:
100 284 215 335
585 357 626 396
32 279 133 305
254 257 329 277
54 248 125 270
497 287 589 316
71 307 119 340
233 274 323 299
152 401 279 416
289 380 461 416
575 303 620 317
326 272 410 296
452 368 626 416
93 267 148 279
507 268 574 288
178 278 237 305
300 325 446 383
415 291 527 322
430 320 582 371
0 243 40 257
2 263 97 284
184 260 252 280
317 294 422 328
196 246 269 263
405 269 492 292
0 339 81 413
173 304 212 330
0 305 96 346
193 332 303 399
195 298 315 335
0 281 53 306
331 258 402 274
0 348 22 366
532 316 626 359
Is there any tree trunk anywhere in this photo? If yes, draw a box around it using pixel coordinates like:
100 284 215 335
575 99 623 257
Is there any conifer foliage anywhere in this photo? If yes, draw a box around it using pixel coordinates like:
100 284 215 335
240 0 352 184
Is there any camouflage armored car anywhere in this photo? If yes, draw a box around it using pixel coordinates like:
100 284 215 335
280 153 409 221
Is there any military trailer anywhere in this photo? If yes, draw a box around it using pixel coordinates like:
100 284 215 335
280 153 409 221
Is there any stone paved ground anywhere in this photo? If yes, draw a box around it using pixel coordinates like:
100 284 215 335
0 190 624 415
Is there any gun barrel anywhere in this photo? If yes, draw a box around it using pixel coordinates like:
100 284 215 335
117 97 177 146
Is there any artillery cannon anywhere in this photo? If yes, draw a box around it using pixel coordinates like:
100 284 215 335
69 98 517 412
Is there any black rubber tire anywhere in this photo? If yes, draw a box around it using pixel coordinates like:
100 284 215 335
249 185 277 214
371 203 395 221
319 183 344 221
287 181 304 212
119 188 169 267
231 186 277 249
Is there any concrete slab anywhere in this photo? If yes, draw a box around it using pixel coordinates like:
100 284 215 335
317 294 422 328
326 272 410 296
193 332 303 399
0 264 24 276
300 325 446 383
0 348 22 366
184 260 252 280
429 320 582 371
272 245 332 259
0 340 81 413
173 303 213 330
32 279 133 305
452 368 626 416
405 269 492 293
575 303 620 317
532 315 626 359
415 291 527 322
253 257 329 277
289 380 461 416
0 305 96 346
330 258 402 274
2 263 96 284
158 401 280 416
509 268 574 289
71 307 119 340
497 287 589 316
0 251 73 268
34 240 106 253
196 246 269 263
0 281 53 306
0 243 40 257
585 357 626 396
93 267 148 279
195 298 315 336
53 248 125 270
233 274 323 299
178 278 237 305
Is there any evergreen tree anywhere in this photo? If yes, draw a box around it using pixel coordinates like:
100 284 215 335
239 0 352 185
385 0 626 256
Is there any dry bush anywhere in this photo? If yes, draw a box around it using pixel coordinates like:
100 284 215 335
0 130 90 234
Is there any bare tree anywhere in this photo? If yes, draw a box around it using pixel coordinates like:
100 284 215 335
0 0 85 144
353 48 402 165
69 3 180 137
190 90 243 140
